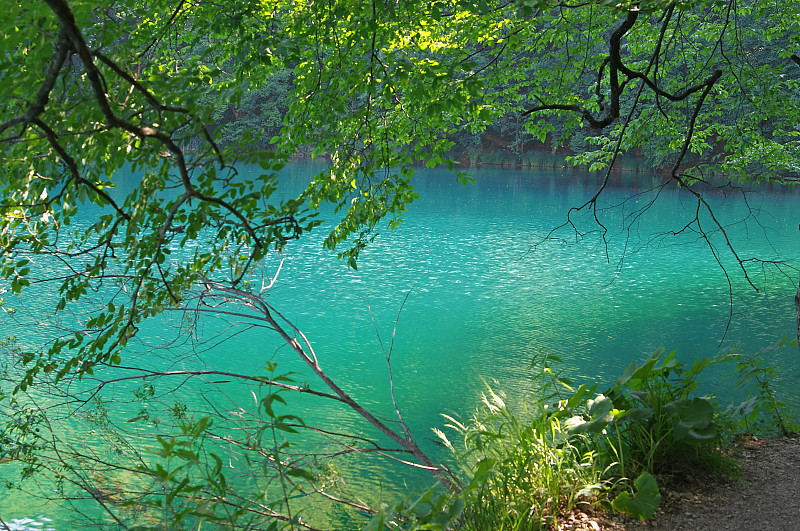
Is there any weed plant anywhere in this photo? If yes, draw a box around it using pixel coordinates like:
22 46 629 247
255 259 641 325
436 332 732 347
730 340 800 436
436 353 608 530
599 348 734 480
429 343 796 530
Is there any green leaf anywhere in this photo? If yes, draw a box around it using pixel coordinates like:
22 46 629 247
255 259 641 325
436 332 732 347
365 505 393 531
613 407 654 423
564 383 595 409
564 393 614 434
665 397 716 443
612 472 661 520
286 467 315 481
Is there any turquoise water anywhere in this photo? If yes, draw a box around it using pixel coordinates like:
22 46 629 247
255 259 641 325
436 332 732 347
1 164 799 528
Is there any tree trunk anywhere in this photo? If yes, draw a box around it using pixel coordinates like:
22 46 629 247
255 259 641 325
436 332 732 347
795 275 800 352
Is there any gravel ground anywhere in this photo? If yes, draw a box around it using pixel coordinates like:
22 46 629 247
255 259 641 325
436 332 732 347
560 435 800 531
629 435 800 531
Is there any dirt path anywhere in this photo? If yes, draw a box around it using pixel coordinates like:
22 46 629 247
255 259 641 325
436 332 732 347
623 435 800 530
562 435 800 531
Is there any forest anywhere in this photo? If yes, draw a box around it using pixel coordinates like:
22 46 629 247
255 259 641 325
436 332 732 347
1 0 799 529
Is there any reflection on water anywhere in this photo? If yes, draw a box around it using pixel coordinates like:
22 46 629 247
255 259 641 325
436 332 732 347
1 517 55 531
1 164 799 528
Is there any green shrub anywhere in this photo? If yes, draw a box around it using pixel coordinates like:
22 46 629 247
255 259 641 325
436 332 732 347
730 340 800 436
599 348 731 479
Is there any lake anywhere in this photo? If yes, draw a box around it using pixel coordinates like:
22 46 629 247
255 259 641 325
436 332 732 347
1 163 798 529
